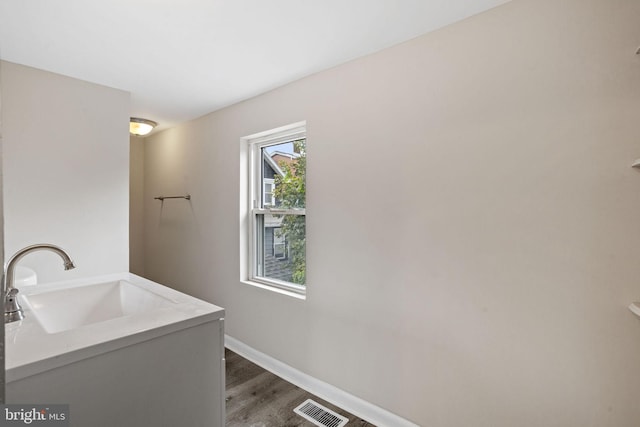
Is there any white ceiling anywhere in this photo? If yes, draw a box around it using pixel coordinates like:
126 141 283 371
0 0 510 133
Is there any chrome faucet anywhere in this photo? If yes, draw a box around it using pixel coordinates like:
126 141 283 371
3 244 76 323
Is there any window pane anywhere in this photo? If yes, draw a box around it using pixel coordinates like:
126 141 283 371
274 243 286 259
273 227 286 259
258 214 305 285
263 180 274 207
262 139 306 210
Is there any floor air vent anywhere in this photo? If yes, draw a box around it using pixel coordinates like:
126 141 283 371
294 399 349 427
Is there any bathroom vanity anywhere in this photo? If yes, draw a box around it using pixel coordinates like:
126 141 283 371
5 273 225 427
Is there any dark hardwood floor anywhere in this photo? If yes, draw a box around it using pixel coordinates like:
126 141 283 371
226 349 376 427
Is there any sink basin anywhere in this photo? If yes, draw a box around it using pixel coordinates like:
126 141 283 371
6 272 225 383
21 280 177 334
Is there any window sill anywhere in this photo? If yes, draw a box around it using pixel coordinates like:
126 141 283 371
240 280 306 300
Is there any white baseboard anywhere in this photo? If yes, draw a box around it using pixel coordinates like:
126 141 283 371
225 335 419 427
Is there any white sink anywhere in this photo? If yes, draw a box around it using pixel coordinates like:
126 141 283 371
6 273 224 383
21 280 177 334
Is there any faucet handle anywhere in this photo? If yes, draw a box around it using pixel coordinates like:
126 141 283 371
4 287 24 322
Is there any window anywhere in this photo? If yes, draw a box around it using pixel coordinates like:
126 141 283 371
243 122 306 295
263 179 275 207
273 228 287 259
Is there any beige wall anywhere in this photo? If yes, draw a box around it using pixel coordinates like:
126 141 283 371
141 0 640 425
130 135 145 276
1 61 129 281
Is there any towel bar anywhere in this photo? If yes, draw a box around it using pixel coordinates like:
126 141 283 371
154 195 191 201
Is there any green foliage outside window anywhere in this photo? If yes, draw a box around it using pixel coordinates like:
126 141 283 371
273 139 306 285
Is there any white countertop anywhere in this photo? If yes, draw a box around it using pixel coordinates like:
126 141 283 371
5 272 224 382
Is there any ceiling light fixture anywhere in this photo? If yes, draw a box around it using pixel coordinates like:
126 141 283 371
129 117 157 136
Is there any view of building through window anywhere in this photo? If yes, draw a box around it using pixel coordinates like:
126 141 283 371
258 138 306 286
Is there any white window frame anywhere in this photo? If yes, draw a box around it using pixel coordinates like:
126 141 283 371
243 121 306 296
